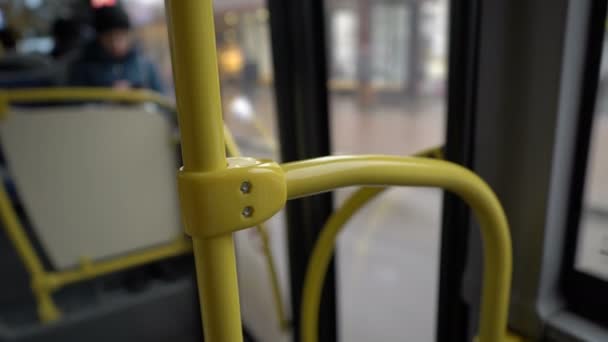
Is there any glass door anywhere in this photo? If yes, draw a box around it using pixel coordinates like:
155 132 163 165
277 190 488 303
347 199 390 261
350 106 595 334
324 0 449 340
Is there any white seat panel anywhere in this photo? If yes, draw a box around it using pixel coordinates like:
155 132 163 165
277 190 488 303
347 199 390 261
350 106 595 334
0 105 182 269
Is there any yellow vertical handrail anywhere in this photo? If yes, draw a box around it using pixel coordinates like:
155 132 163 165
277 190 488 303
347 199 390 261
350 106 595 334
166 1 244 341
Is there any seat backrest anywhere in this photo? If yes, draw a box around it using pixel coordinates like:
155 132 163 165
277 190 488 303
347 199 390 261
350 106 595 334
0 105 182 269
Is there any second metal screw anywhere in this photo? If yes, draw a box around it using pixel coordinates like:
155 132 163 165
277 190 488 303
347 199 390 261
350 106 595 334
242 206 254 217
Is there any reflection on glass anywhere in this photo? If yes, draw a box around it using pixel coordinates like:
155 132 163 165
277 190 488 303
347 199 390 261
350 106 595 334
575 23 608 280
215 6 277 158
124 1 277 158
325 0 448 341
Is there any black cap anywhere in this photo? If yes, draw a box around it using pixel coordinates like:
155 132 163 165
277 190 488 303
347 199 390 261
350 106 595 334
94 6 131 34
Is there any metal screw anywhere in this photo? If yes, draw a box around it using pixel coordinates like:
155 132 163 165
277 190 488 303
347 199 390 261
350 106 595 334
242 206 254 218
240 181 252 194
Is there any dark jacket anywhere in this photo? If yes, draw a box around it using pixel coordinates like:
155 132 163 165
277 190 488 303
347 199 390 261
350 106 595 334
68 40 163 93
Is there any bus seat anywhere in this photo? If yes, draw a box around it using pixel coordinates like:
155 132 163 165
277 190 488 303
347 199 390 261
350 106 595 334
0 104 182 270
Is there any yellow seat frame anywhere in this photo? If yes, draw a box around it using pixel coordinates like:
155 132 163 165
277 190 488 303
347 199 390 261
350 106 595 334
0 88 287 329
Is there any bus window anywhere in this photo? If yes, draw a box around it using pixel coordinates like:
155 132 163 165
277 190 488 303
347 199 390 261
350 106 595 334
574 24 608 281
564 2 608 328
325 0 448 340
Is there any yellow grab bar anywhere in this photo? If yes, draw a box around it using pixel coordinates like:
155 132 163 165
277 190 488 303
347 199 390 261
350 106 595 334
165 1 512 342
281 155 512 342
0 87 175 113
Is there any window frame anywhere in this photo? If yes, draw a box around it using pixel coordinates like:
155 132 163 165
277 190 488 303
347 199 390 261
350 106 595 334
562 0 608 327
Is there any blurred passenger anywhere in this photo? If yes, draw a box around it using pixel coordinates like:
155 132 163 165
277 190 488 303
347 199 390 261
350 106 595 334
69 6 163 92
51 18 83 60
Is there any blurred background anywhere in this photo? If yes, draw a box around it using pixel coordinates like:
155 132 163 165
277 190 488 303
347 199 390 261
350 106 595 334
0 0 447 151
1 0 607 341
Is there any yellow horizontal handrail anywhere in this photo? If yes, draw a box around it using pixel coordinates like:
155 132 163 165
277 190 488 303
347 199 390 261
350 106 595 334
50 239 192 289
0 87 175 111
282 155 512 342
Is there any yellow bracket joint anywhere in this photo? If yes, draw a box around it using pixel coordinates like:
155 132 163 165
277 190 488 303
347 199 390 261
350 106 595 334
178 157 286 238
